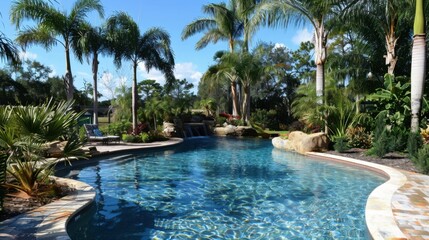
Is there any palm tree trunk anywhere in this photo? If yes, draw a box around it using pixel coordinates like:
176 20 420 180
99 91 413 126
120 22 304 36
316 63 325 103
411 0 426 132
385 33 398 75
231 81 240 116
241 84 251 125
132 61 138 134
411 34 427 132
92 52 99 126
65 47 74 101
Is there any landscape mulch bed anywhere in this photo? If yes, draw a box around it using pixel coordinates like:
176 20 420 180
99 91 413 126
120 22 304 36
0 148 419 223
0 182 72 222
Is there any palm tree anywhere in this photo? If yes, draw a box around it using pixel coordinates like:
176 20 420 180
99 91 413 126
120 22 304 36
182 1 243 53
350 0 412 75
259 0 359 132
182 1 243 116
10 0 104 101
217 51 268 124
410 0 427 132
106 12 175 133
0 31 20 65
77 24 109 125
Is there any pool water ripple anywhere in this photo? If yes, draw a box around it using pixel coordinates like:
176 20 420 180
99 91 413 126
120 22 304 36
62 138 385 239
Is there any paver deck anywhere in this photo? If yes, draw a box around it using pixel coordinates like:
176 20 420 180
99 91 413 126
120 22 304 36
1 138 428 239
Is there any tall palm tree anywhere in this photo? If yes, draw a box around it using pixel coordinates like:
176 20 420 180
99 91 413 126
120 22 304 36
0 31 20 65
182 1 243 116
217 51 267 123
410 0 427 132
259 0 359 132
106 12 175 133
182 1 243 53
77 24 109 125
10 0 104 101
350 0 412 75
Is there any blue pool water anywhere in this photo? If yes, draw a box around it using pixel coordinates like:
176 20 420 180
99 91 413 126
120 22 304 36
61 137 385 239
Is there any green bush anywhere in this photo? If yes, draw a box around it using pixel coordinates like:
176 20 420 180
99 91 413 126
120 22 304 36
412 144 429 174
101 121 132 136
367 112 393 157
250 109 278 130
141 132 152 143
122 134 135 143
408 132 423 158
216 117 226 126
79 126 87 143
334 136 349 153
148 130 168 141
346 126 372 149
391 128 409 152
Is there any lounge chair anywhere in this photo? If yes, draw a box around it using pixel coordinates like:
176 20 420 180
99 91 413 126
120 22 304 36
84 124 120 144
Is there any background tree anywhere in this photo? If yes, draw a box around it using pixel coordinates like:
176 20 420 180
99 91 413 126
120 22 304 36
106 12 175 133
182 1 243 116
10 0 104 101
260 0 359 132
77 24 109 125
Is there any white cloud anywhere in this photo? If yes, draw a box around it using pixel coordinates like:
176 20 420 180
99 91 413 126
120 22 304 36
274 43 286 49
48 65 57 78
19 51 37 61
138 62 203 92
292 28 313 45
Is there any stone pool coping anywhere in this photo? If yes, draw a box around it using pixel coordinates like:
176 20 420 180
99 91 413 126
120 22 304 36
1 137 427 239
0 138 183 240
308 152 409 240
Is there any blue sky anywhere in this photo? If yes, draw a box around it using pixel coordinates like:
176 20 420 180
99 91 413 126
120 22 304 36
0 0 312 99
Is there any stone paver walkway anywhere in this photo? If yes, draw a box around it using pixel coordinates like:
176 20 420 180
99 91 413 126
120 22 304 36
392 171 429 239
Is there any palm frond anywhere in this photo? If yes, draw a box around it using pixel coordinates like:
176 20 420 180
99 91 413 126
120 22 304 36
0 32 20 65
16 25 59 49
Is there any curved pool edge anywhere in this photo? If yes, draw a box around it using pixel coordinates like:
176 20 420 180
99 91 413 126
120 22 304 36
307 152 408 240
0 177 95 240
0 138 184 240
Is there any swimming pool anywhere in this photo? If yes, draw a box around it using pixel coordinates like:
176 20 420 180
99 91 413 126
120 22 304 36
61 137 385 239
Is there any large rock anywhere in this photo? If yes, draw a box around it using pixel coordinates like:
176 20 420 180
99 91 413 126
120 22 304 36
272 131 329 154
163 122 176 137
213 125 259 137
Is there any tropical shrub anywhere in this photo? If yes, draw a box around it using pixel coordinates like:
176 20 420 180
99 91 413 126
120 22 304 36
333 135 349 153
0 100 85 197
121 134 141 143
141 132 151 143
367 112 393 157
101 121 132 136
250 109 278 130
216 116 226 126
412 144 429 174
148 130 168 142
367 74 411 129
408 132 423 158
79 126 87 143
421 125 429 144
346 126 372 149
0 152 7 212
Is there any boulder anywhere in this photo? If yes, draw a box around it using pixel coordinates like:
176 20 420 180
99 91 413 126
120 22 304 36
272 131 329 154
46 141 67 158
213 125 258 137
163 122 176 137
